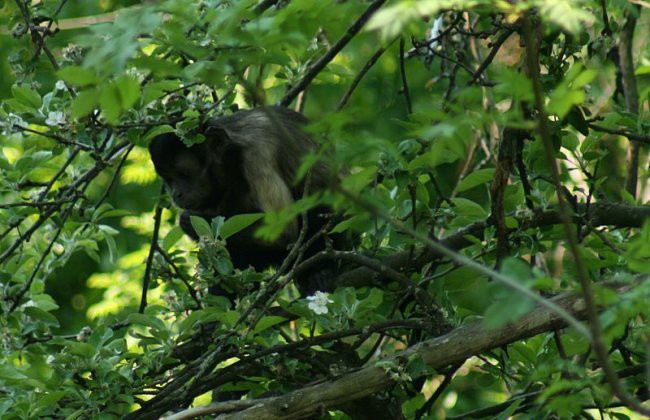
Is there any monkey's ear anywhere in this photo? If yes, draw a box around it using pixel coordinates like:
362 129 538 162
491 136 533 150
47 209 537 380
204 125 229 140
204 125 233 152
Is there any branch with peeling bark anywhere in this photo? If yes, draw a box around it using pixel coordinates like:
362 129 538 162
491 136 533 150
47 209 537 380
166 285 640 419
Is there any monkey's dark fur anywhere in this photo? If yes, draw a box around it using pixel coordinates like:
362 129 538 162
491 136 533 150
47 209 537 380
149 106 338 294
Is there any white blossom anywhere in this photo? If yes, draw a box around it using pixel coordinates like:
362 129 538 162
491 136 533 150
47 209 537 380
1 113 27 135
76 326 92 342
428 15 444 50
307 291 333 315
45 111 65 126
514 206 534 219
55 80 66 91
62 44 83 63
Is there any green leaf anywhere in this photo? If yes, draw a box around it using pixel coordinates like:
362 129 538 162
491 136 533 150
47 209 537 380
450 198 487 219
0 365 28 380
103 233 117 264
221 213 264 239
35 391 67 409
57 66 99 87
99 84 122 124
141 125 175 146
177 307 227 332
501 257 532 281
406 353 429 380
494 69 534 102
114 76 140 109
215 310 239 328
128 313 166 331
66 342 96 358
621 189 636 206
31 293 59 311
483 292 534 329
456 168 495 192
162 226 184 252
408 141 460 170
253 315 287 333
367 2 440 40
483 258 535 329
341 167 377 194
72 89 99 119
548 67 597 119
24 307 59 327
496 398 524 418
215 256 233 275
190 216 213 239
131 56 182 77
539 1 594 34
12 85 42 108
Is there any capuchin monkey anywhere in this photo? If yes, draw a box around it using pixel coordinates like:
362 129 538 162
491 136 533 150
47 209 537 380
148 106 339 294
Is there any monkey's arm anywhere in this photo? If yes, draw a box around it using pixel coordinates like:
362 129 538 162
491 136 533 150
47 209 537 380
179 209 295 271
240 147 298 242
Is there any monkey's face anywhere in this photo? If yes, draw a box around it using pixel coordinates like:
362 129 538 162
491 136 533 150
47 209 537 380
152 146 224 212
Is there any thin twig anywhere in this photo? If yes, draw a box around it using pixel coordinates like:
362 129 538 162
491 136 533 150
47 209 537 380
415 362 465 419
599 0 612 36
0 198 75 209
588 123 650 146
93 144 134 207
9 202 77 311
0 143 128 265
279 0 387 107
140 201 164 313
399 37 413 114
468 28 514 85
155 244 202 308
16 126 93 151
37 147 82 201
337 38 396 111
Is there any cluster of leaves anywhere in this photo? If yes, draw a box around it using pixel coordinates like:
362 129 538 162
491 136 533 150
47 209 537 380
0 0 649 418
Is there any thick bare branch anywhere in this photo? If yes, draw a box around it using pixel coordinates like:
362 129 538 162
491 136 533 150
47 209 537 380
183 288 633 419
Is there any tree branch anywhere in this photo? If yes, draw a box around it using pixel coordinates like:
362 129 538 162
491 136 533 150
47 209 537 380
139 202 164 313
337 38 396 110
336 202 650 289
588 123 650 146
185 288 633 419
278 0 386 107
617 7 641 196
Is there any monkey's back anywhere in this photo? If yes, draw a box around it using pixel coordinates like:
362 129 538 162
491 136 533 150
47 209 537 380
206 106 330 192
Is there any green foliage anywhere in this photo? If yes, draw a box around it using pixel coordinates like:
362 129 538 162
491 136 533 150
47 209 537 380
0 0 649 418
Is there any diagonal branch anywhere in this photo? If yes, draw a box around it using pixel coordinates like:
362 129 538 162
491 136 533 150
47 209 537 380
182 287 635 419
278 0 386 107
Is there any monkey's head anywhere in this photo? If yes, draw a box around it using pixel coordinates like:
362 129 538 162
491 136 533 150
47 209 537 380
148 132 228 212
